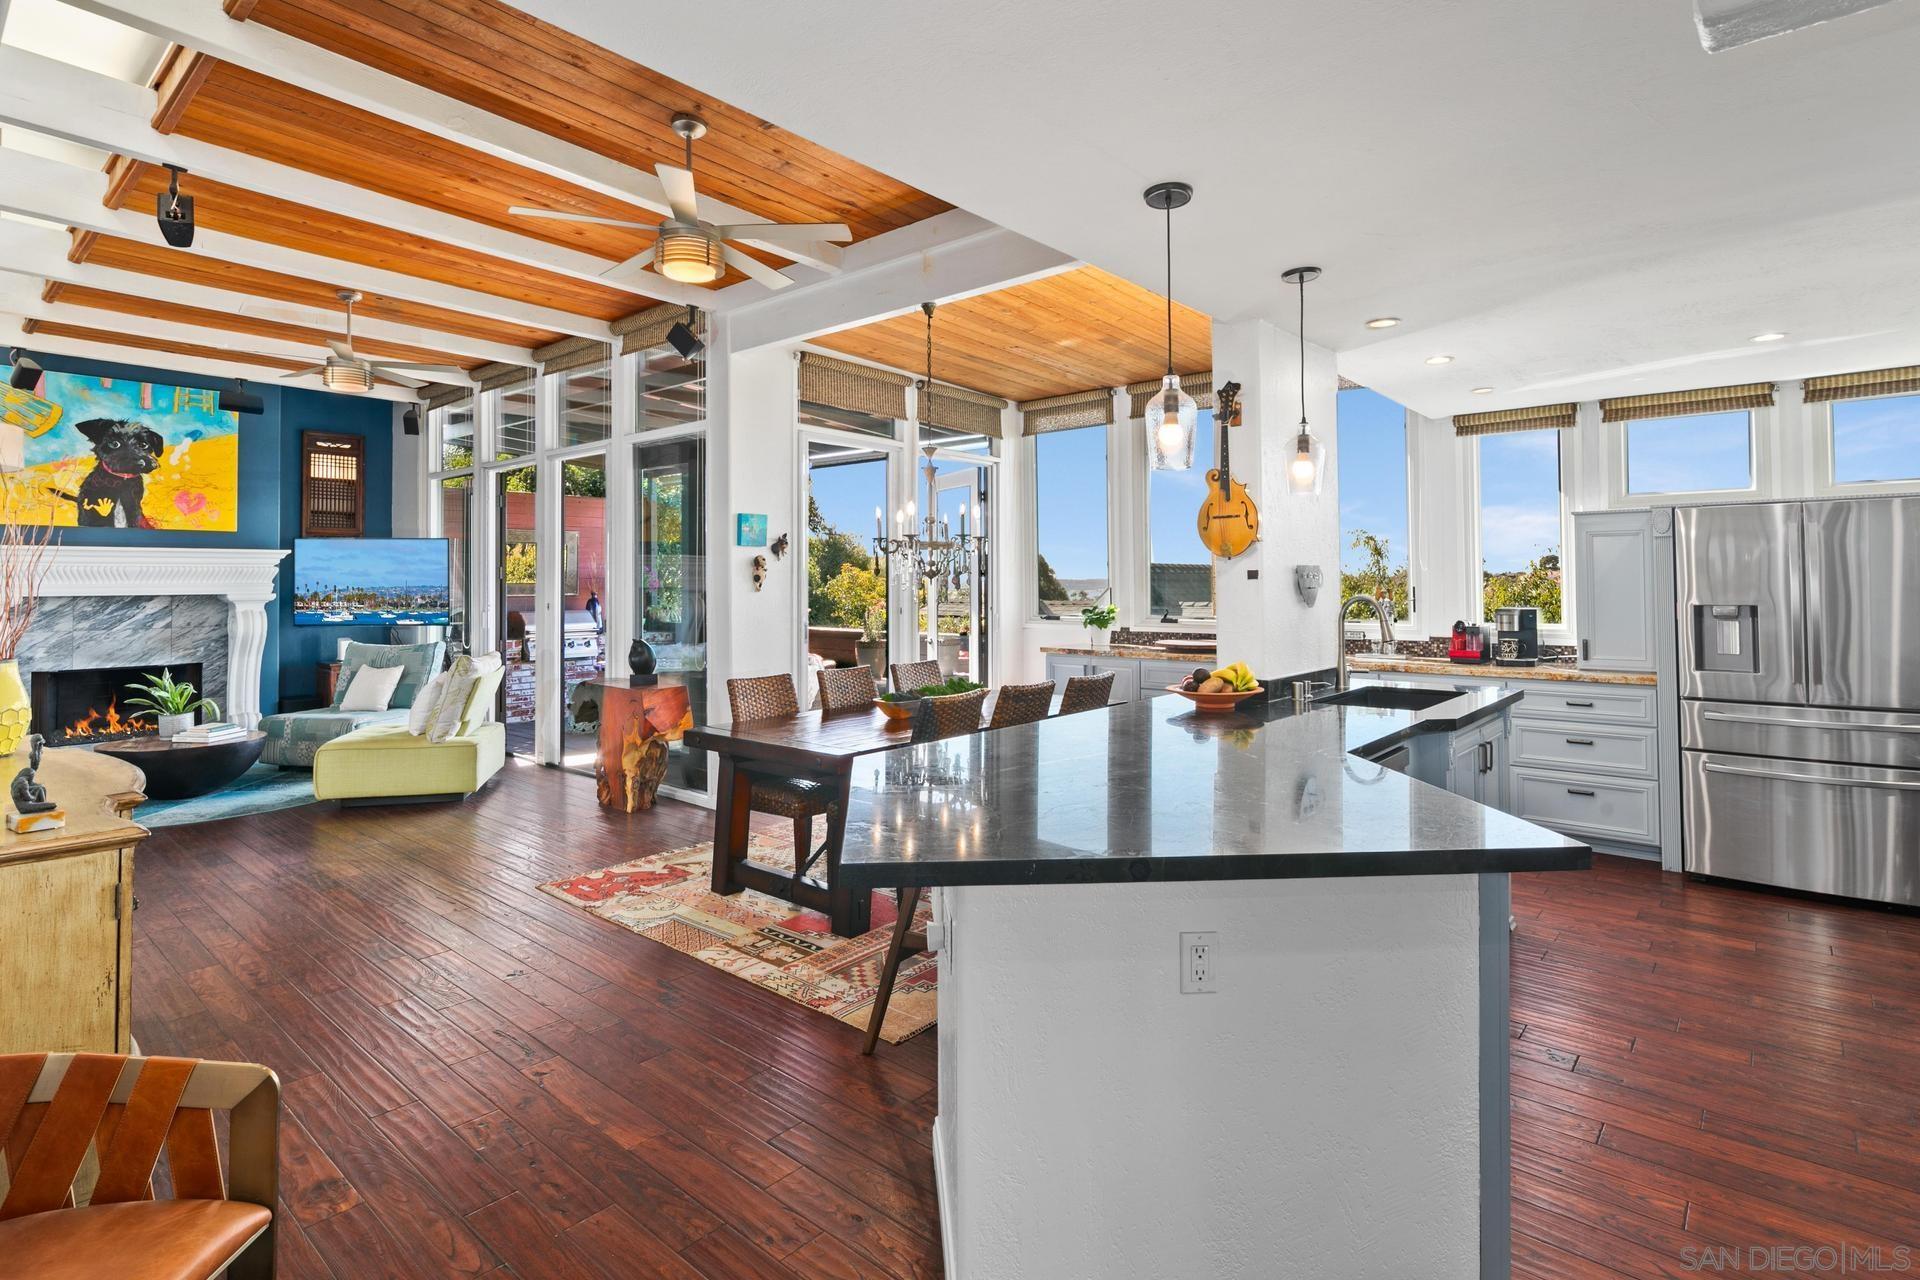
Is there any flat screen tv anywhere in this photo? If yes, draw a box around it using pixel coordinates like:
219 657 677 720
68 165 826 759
293 537 452 626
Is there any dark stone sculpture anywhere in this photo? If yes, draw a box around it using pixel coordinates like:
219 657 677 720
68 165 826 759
11 734 55 814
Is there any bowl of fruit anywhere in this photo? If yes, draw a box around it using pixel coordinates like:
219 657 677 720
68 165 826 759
1166 663 1264 713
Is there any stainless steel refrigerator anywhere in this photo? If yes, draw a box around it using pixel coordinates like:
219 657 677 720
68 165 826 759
1677 496 1920 907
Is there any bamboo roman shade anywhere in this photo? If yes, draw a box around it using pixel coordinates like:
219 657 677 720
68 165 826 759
1126 373 1214 419
919 380 1008 438
1600 382 1775 423
1452 403 1577 437
1803 365 1920 404
798 352 911 419
534 336 611 376
1020 388 1114 435
422 383 472 411
615 303 701 357
473 362 534 393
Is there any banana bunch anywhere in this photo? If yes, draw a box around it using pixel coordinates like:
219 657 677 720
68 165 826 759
1205 661 1259 693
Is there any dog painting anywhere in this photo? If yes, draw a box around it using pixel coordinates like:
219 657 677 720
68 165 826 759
0 365 238 531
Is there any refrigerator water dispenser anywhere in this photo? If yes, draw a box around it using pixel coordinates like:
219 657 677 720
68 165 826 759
1692 604 1758 674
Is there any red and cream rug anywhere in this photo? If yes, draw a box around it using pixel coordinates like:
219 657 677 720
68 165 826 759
539 829 937 1044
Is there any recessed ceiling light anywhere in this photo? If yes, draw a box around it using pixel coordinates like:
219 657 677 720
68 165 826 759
1471 387 1494 394
1365 317 1401 329
1749 332 1787 343
1425 355 1453 365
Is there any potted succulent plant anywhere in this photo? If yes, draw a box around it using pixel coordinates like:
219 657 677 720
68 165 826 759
856 604 887 679
124 669 219 739
1080 602 1118 652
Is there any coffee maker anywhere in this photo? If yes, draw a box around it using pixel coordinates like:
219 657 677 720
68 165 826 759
1494 606 1540 667
1448 619 1496 664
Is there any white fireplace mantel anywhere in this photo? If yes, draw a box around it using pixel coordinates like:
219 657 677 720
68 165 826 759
38 547 288 728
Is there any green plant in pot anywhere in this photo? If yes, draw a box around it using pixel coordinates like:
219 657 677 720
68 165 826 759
1080 602 1118 652
124 669 219 740
856 603 887 678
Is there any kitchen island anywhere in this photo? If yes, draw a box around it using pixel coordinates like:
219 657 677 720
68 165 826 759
840 682 1589 1280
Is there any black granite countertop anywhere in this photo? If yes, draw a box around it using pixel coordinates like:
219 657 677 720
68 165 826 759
838 677 1590 888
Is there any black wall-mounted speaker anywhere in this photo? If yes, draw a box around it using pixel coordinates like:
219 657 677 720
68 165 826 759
218 382 264 415
402 406 421 436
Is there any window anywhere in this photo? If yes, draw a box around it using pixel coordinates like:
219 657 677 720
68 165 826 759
561 360 611 445
497 380 537 457
299 431 364 537
637 344 705 432
921 421 994 454
439 401 474 470
636 434 707 791
1147 408 1216 621
799 401 896 439
1033 425 1108 617
1337 387 1410 621
806 439 890 640
1831 394 1920 485
438 474 472 652
1625 410 1751 494
1478 429 1563 625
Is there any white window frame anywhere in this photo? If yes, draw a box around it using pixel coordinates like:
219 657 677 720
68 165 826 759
1812 393 1920 497
1129 406 1218 632
1606 407 1766 507
1335 394 1422 640
1468 426 1577 646
793 420 909 692
1025 416 1118 625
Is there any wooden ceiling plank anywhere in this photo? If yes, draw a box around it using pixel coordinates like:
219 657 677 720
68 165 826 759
149 45 216 133
68 0 850 270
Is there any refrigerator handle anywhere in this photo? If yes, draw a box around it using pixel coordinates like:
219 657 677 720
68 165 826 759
1800 505 1819 699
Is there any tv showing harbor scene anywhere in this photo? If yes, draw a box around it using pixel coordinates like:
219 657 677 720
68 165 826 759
293 537 452 626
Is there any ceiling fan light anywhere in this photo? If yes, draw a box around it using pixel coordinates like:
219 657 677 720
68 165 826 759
656 225 723 283
1146 375 1197 471
321 360 374 394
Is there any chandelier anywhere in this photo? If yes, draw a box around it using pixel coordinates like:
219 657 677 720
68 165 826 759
871 303 987 583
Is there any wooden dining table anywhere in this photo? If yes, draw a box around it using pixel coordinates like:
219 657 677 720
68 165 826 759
684 704 932 936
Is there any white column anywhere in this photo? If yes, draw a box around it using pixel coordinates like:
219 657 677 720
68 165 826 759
1210 317 1341 680
224 591 274 728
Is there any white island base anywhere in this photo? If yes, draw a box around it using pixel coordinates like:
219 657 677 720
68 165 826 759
929 872 1511 1280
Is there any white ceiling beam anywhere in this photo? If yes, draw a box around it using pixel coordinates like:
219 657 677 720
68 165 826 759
0 312 422 403
722 209 1078 352
0 219 535 365
62 0 846 274
0 146 613 340
0 44 710 309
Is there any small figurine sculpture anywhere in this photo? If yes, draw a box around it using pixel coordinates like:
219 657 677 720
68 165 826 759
10 734 54 814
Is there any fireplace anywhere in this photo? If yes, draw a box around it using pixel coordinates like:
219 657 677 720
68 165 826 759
32 663 205 746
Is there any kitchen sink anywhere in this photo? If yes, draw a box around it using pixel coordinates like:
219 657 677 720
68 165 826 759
1315 685 1460 711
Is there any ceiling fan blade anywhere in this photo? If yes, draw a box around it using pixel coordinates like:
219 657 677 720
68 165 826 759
280 366 328 379
721 245 793 291
374 370 428 390
597 245 657 280
711 221 853 244
655 164 700 224
509 205 656 230
327 340 355 360
368 362 472 378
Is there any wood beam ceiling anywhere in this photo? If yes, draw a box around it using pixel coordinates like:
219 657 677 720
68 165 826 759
809 266 1213 404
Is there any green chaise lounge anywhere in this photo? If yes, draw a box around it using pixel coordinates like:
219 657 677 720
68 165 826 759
259 639 445 767
313 655 506 805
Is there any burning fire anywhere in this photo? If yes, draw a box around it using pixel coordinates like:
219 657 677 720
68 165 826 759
61 697 156 741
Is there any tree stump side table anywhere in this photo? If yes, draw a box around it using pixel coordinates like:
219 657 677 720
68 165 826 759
590 678 693 812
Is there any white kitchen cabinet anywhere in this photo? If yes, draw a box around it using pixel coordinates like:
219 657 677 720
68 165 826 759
1043 653 1139 703
1442 712 1509 810
1574 511 1659 672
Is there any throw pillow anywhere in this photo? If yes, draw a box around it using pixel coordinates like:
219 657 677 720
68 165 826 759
339 663 405 712
427 656 479 743
407 671 452 736
456 652 506 733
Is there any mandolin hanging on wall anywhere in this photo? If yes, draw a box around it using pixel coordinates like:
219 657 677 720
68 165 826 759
1196 380 1259 558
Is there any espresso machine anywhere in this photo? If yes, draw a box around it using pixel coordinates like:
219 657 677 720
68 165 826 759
1494 606 1540 667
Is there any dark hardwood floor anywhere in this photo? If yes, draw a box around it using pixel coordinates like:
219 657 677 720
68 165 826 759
131 761 1920 1278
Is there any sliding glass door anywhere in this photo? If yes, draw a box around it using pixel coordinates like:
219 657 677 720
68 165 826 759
495 463 538 757
805 437 893 697
557 452 608 774
636 435 708 792
922 455 992 682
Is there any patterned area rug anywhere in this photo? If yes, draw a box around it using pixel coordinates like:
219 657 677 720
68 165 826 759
539 829 937 1044
137 763 319 828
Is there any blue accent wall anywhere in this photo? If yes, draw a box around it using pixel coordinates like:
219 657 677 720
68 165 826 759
24 352 393 714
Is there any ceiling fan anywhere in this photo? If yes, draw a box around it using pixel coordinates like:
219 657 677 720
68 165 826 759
509 113 852 292
283 291 470 394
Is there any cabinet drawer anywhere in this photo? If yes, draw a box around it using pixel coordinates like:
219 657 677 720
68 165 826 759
1510 684 1656 726
1511 768 1659 844
1141 659 1200 696
1511 719 1656 777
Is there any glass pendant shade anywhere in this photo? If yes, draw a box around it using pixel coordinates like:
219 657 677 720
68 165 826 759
1146 374 1198 470
1287 428 1326 496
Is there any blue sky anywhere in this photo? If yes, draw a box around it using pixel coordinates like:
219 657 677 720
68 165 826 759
810 455 887 544
1626 410 1751 494
1478 430 1563 570
1832 396 1920 484
1035 426 1107 580
1337 388 1410 573
296 538 450 592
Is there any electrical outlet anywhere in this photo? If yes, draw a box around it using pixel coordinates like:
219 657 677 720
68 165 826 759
1180 931 1218 994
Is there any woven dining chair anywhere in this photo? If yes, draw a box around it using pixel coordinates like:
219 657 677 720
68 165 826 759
816 665 877 713
923 687 989 738
987 680 1056 729
0 1052 279 1279
726 674 837 872
1058 669 1117 714
889 660 942 695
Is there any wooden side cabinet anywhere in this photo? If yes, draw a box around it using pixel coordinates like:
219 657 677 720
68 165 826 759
0 748 148 1055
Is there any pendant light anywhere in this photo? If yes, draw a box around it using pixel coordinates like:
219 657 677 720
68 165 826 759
1282 265 1326 496
1142 182 1197 471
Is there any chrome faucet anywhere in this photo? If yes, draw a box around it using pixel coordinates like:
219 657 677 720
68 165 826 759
1336 594 1397 690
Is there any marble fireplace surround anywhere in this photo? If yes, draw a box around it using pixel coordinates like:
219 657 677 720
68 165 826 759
22 548 288 729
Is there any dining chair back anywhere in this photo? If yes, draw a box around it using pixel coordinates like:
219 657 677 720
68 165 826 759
988 680 1056 729
0 1052 279 1278
816 665 877 713
889 660 943 695
1058 670 1117 714
727 673 801 723
923 687 989 738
